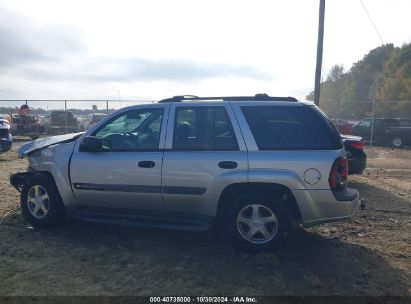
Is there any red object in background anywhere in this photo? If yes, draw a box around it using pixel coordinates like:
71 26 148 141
330 119 355 135
336 123 354 135
348 140 364 150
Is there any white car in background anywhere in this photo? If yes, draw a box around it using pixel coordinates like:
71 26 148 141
0 118 12 154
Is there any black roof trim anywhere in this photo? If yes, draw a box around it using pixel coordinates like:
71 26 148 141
158 94 298 103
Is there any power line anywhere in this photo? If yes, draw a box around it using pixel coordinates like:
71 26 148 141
359 0 385 45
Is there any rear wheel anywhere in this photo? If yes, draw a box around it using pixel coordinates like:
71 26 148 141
226 192 290 251
392 137 403 148
21 174 67 228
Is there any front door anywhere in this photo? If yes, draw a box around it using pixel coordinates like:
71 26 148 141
70 105 168 211
353 119 371 140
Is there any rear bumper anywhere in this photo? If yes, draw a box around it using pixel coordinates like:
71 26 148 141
292 188 360 227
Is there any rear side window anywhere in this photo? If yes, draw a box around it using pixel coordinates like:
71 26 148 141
385 119 400 127
399 119 411 127
241 106 341 150
173 106 238 151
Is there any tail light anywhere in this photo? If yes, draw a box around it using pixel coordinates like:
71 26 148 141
329 157 348 190
349 140 363 150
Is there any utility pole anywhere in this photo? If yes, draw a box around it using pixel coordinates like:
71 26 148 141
314 0 325 106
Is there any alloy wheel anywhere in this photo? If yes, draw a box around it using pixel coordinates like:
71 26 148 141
27 185 50 219
236 204 278 244
392 137 402 147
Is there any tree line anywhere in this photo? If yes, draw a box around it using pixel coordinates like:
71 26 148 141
307 43 411 119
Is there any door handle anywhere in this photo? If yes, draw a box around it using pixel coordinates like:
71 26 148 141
138 161 155 168
218 161 238 169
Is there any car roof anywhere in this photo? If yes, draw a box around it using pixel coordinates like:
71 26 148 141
158 94 298 103
113 94 310 113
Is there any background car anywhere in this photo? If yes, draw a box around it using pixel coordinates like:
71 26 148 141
0 118 12 154
330 118 355 135
352 118 411 148
47 111 78 134
10 114 46 137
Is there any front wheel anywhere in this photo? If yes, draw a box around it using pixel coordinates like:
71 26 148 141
226 192 290 251
21 174 67 228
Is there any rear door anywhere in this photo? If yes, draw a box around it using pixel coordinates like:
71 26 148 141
234 104 343 190
162 103 248 217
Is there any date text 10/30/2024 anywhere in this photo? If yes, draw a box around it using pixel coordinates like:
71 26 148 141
150 297 257 303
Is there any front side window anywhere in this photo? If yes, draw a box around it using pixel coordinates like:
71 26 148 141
93 108 164 151
173 106 238 151
358 119 371 128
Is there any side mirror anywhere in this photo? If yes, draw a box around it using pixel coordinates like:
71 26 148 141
79 136 102 152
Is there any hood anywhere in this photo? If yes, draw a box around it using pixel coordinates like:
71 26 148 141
18 132 84 159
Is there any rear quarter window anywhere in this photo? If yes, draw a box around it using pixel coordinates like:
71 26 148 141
241 105 342 150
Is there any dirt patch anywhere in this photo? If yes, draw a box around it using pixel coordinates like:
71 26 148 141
0 146 410 296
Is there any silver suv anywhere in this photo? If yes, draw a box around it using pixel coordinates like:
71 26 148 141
11 94 360 251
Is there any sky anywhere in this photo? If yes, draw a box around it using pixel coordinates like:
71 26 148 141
0 0 410 109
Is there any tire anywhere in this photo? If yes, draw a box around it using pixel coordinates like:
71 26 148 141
226 192 291 252
21 174 67 228
391 137 403 148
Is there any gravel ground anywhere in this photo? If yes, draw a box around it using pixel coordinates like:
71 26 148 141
0 145 410 296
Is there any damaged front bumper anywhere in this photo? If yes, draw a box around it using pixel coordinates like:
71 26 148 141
10 171 35 192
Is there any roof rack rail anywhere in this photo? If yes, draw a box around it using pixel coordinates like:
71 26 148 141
158 94 298 103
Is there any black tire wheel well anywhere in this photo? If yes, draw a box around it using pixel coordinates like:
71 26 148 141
20 172 67 228
222 189 291 251
216 182 301 226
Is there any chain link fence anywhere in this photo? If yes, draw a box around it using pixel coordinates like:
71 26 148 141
0 99 155 137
